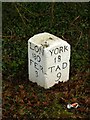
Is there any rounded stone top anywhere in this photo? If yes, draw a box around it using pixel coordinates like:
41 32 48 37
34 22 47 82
29 32 64 47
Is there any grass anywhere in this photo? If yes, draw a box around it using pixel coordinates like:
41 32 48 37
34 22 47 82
2 2 89 119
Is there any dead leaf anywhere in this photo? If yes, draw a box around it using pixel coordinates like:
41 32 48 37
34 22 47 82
19 85 24 89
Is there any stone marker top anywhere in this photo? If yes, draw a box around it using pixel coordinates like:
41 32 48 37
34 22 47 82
29 32 68 48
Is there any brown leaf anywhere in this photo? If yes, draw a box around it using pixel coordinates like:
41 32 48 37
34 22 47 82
85 97 90 106
20 99 24 104
42 101 48 106
71 97 77 102
77 107 86 112
20 90 26 98
27 100 32 106
59 97 67 104
18 107 26 115
19 85 24 89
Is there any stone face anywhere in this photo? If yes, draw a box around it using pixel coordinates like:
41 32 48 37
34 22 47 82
28 32 70 89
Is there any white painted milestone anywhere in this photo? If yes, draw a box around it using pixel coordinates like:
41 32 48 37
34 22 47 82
28 32 70 89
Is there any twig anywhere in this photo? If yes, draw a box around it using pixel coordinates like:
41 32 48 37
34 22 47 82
8 28 13 39
17 3 42 17
74 31 82 49
23 16 30 23
51 2 55 27
2 36 15 38
86 35 89 50
71 16 80 25
51 2 54 21
15 4 26 26
61 35 69 41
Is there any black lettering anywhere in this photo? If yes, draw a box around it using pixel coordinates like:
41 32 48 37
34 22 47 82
42 47 44 56
34 45 39 53
32 53 41 62
54 48 59 55
34 46 43 55
34 62 39 70
33 45 44 55
62 62 67 69
30 59 34 65
32 53 36 60
37 55 41 62
38 47 42 55
44 46 68 56
54 55 61 63
55 72 61 82
64 46 68 52
58 55 61 62
59 47 63 53
40 46 45 56
35 71 38 77
30 42 34 50
55 65 61 71
54 57 56 63
40 65 43 73
49 49 53 56
48 66 55 72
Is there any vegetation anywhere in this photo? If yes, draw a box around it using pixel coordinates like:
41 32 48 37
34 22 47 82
2 2 89 119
